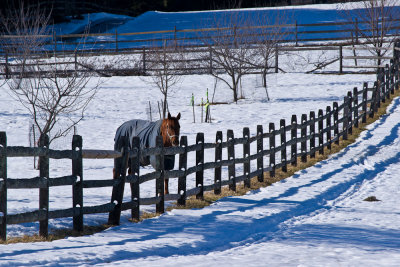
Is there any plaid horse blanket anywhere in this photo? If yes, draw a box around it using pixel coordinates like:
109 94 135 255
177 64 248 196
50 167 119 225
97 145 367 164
114 119 175 170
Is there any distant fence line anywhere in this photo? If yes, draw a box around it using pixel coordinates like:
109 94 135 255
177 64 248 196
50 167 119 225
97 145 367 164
1 41 399 241
1 17 400 54
0 43 397 79
0 16 399 77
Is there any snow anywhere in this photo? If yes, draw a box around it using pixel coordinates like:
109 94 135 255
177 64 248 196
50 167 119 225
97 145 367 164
1 1 400 266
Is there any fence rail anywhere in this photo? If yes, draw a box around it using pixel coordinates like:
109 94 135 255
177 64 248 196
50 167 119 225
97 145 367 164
0 42 399 241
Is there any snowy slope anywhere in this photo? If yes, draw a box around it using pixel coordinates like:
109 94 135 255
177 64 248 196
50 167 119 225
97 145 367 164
1 87 400 266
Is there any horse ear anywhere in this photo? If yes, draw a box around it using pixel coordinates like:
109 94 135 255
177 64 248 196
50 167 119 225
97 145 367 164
168 112 172 119
176 113 181 120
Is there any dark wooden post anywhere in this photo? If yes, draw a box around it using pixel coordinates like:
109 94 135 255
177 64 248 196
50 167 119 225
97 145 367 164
295 20 298 46
142 48 146 73
227 130 236 191
318 109 324 155
72 135 83 232
155 136 165 214
5 53 9 79
257 125 264 182
369 82 377 118
39 134 49 237
301 114 307 162
243 127 251 187
0 132 7 241
275 45 279 73
291 115 297 166
333 102 339 144
74 52 78 73
339 45 343 74
209 46 213 74
390 59 395 94
326 106 332 150
214 132 222 194
280 119 287 172
130 137 140 221
385 64 390 99
196 133 204 199
115 29 119 53
108 136 129 225
353 87 359 128
362 83 368 123
343 96 349 141
178 136 188 205
309 111 315 158
347 91 353 135
269 123 275 177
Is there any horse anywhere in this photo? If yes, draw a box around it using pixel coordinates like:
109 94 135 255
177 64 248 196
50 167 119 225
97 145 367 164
114 112 181 195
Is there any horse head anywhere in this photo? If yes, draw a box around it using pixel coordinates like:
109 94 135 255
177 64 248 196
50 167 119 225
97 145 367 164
161 112 181 147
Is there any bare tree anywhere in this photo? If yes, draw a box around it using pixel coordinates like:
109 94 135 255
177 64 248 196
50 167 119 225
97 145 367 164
341 0 400 66
202 10 256 103
1 1 100 145
253 11 289 99
144 40 185 118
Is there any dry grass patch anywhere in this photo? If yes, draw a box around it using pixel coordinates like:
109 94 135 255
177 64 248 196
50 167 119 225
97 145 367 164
0 224 111 245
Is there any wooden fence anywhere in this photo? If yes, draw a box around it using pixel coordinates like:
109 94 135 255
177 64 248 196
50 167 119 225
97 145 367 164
1 43 400 241
0 43 396 79
1 16 399 53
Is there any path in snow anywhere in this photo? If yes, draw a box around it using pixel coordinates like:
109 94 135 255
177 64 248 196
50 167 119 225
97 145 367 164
1 92 400 266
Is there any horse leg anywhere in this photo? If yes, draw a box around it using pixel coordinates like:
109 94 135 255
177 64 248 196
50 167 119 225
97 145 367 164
164 178 169 195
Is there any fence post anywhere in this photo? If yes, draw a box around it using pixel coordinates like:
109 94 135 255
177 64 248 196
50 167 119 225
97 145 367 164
280 119 287 172
269 123 275 178
72 135 83 232
343 96 349 141
0 132 7 241
39 134 49 238
291 115 297 166
347 91 353 135
155 136 165 214
142 48 146 73
355 18 359 43
309 111 315 158
209 46 213 74
243 127 251 187
362 83 368 123
333 102 339 144
353 87 359 128
196 133 204 199
74 52 78 72
257 125 264 182
130 136 140 221
178 136 188 205
385 64 390 99
390 59 395 95
174 26 177 49
108 135 129 225
227 130 236 191
370 82 378 118
326 106 332 150
214 132 222 194
339 45 343 74
295 20 298 46
275 45 279 73
115 29 119 53
318 109 324 155
53 32 57 57
301 114 307 162
5 53 9 79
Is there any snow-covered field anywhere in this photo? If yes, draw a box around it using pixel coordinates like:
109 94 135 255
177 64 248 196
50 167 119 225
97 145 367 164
1 2 400 266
